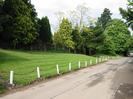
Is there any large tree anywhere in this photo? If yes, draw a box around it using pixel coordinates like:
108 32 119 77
2 0 37 48
103 19 131 55
81 27 95 55
93 8 112 53
38 16 52 49
0 0 3 32
0 0 10 47
71 25 83 53
55 18 74 50
120 0 133 30
0 0 4 35
97 8 112 30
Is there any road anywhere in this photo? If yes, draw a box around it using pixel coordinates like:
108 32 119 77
0 57 133 99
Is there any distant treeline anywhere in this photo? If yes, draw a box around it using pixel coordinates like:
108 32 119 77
0 0 133 55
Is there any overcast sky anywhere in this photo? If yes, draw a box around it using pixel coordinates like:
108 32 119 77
31 0 127 31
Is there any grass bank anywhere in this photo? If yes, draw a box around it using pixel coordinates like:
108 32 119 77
0 49 113 93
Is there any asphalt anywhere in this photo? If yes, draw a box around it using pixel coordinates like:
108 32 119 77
112 57 133 99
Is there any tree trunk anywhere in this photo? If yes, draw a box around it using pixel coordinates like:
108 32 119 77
69 48 71 53
89 49 91 55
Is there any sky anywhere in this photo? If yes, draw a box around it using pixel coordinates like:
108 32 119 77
31 0 128 32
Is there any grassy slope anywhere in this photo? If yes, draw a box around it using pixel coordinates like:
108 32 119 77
0 49 103 86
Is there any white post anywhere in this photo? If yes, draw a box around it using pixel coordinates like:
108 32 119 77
98 58 100 63
78 61 80 69
106 57 108 61
102 57 104 61
105 57 107 61
10 71 14 85
101 57 102 62
90 60 92 65
99 58 101 63
103 57 104 61
104 57 106 61
69 63 71 71
37 67 40 78
56 64 60 74
96 58 97 64
85 61 87 67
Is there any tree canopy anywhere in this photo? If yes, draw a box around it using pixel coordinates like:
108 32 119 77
120 0 133 30
92 8 112 53
103 19 131 55
38 16 52 45
54 18 74 50
0 0 132 56
1 0 37 48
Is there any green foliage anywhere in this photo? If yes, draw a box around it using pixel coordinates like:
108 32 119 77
103 19 131 55
97 8 112 30
38 16 52 44
12 16 37 46
53 31 62 48
2 0 37 47
71 25 83 52
0 0 3 32
92 25 104 52
55 18 74 49
92 8 112 53
81 27 95 54
120 0 133 30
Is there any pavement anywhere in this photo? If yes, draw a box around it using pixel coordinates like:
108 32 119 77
112 57 133 99
0 57 133 99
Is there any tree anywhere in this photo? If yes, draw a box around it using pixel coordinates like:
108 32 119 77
2 0 37 48
103 19 131 55
69 3 90 29
81 27 95 55
38 16 52 49
55 18 74 50
97 8 112 30
22 0 38 32
71 25 83 53
55 11 65 25
0 0 15 47
93 8 112 53
0 0 4 35
53 31 62 50
0 0 3 32
120 0 133 30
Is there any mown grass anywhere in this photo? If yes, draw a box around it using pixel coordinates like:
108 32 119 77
0 49 112 90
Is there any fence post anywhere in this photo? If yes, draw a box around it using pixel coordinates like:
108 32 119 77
56 64 60 74
78 61 80 69
96 58 97 64
100 57 102 62
103 57 105 61
37 67 40 78
10 71 14 85
85 61 87 67
102 57 104 61
99 58 100 63
106 57 108 61
69 63 71 71
90 60 92 65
